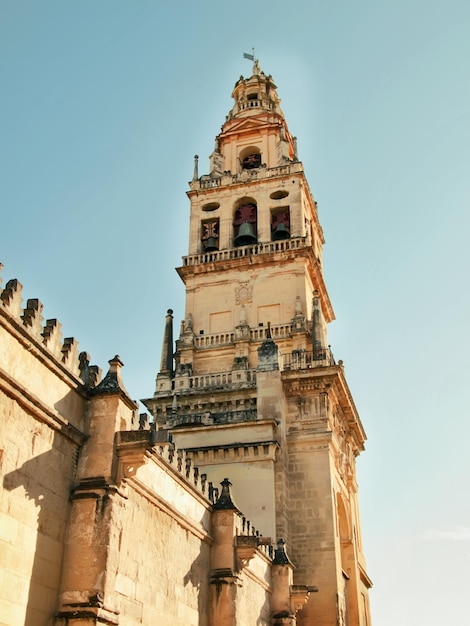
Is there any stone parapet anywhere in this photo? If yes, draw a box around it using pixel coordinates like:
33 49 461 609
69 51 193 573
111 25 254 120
189 161 305 192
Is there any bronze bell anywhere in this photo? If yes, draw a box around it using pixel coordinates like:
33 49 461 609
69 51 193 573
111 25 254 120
203 237 218 251
234 222 257 246
272 222 290 241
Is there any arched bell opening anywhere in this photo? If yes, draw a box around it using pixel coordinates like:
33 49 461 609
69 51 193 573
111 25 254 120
233 200 257 247
239 146 262 171
271 208 291 241
201 219 219 252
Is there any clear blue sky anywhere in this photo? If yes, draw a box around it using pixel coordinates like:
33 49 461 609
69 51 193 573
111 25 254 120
1 1 469 623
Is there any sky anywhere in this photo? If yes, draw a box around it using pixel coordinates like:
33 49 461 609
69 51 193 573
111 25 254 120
1 1 469 623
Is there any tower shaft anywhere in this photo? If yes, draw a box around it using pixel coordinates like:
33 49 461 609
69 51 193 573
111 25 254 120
144 62 372 626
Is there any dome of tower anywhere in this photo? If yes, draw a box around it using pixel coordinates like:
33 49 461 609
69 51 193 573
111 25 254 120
228 60 284 120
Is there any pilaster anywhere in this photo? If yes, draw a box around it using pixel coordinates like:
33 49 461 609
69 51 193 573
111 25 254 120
56 357 137 625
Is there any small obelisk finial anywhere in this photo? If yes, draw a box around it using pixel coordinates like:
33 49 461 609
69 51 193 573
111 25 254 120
159 309 174 375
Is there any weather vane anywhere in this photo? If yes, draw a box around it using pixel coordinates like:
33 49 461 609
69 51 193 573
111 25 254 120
243 48 256 62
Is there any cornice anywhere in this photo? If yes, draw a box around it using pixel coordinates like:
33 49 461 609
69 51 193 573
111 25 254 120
0 364 86 445
282 365 366 451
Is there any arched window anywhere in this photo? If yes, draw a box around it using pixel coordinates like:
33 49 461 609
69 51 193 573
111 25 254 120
201 219 219 251
233 203 257 246
271 208 291 241
239 146 262 171
242 153 261 169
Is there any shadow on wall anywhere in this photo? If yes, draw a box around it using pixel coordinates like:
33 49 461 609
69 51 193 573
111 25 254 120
184 547 210 626
3 428 76 626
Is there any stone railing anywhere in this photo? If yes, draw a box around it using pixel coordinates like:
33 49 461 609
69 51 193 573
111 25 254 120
188 369 257 389
182 236 308 267
281 347 335 371
189 161 304 191
250 324 292 341
191 324 293 351
173 369 257 393
194 332 235 348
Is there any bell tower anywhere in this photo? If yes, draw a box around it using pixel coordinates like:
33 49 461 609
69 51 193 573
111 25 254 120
144 59 372 626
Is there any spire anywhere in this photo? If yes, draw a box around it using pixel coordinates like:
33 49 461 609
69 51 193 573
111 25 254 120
272 538 293 565
92 355 129 396
312 291 326 360
159 309 174 376
212 478 241 512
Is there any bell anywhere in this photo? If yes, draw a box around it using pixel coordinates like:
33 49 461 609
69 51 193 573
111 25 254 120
272 223 290 241
234 222 257 246
203 237 218 251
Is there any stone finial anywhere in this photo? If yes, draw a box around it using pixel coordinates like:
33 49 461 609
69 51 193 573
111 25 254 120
291 296 306 333
91 355 128 396
295 296 302 315
257 324 279 371
212 478 241 512
272 538 293 565
293 136 298 160
1 278 23 316
159 309 174 376
312 290 326 359
234 305 250 341
193 155 199 181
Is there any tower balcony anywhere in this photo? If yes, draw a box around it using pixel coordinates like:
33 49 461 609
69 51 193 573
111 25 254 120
192 323 294 349
181 235 309 268
189 161 304 191
157 347 335 398
173 369 258 393
281 347 336 370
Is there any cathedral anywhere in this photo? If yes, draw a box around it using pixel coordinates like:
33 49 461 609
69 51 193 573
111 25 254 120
0 60 372 625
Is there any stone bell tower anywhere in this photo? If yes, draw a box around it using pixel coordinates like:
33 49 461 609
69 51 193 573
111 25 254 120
143 59 372 626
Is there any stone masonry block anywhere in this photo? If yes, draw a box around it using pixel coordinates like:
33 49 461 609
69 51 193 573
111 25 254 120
0 514 19 545
0 596 25 626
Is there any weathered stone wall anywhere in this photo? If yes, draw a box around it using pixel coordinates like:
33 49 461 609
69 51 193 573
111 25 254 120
116 486 211 625
1 390 80 625
235 553 272 626
0 279 87 626
0 271 310 625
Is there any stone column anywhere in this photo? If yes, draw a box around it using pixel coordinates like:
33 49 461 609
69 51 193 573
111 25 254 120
271 540 296 625
208 479 241 626
257 332 290 543
55 357 137 625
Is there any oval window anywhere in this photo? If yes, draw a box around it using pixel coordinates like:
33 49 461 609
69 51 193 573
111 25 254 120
202 202 220 212
270 190 289 200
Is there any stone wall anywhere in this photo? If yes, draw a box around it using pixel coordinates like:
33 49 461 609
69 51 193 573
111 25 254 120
0 270 311 625
0 275 87 626
0 389 79 625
